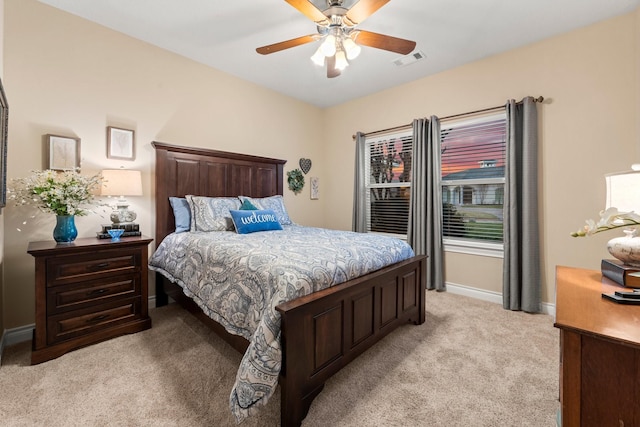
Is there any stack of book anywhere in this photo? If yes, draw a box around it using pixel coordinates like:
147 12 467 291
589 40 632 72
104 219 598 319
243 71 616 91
96 223 141 239
601 259 640 304
601 259 640 288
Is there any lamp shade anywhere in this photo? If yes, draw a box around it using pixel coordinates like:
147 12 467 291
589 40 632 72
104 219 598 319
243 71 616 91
101 169 143 196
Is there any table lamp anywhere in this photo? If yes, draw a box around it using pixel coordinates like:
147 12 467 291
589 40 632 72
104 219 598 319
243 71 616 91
605 168 640 266
101 169 143 224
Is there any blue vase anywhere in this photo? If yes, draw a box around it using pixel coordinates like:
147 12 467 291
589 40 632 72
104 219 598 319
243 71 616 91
53 215 78 243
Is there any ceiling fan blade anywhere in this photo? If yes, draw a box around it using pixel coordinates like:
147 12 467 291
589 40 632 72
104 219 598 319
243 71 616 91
354 30 416 55
285 0 329 25
326 55 341 78
345 0 390 25
256 34 318 55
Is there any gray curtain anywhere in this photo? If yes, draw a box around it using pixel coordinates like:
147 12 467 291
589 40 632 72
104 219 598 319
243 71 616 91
408 117 445 291
503 97 540 312
352 131 367 232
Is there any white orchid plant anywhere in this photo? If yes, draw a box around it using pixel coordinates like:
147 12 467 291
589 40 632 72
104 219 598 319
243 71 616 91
571 207 640 237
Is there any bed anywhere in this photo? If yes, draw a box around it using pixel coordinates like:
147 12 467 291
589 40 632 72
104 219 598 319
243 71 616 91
150 142 427 426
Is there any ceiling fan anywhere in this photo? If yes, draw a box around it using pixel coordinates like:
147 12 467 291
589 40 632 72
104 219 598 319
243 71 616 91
256 0 416 78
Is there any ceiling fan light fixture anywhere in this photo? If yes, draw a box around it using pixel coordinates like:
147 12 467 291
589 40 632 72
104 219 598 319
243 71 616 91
335 50 349 70
310 47 326 66
342 37 361 60
320 34 337 57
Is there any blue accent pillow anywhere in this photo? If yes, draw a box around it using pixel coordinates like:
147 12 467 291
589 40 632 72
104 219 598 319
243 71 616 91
239 199 259 210
238 195 292 225
169 197 191 233
229 209 283 234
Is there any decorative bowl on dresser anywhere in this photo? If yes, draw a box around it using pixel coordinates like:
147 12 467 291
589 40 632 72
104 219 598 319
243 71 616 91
27 236 153 364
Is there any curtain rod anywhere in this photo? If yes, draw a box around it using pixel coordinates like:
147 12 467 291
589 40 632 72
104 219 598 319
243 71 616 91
352 96 544 139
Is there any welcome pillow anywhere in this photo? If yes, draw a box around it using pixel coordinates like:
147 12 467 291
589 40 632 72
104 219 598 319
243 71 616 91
229 209 283 234
238 195 292 225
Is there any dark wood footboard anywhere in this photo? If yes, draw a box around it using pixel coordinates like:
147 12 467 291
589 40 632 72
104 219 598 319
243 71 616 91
276 254 426 427
155 254 426 426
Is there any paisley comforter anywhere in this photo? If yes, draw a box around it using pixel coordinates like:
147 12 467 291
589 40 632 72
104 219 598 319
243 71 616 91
148 225 415 422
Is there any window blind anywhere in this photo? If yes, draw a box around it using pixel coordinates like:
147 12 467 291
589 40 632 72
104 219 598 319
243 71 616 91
440 114 506 242
365 132 413 236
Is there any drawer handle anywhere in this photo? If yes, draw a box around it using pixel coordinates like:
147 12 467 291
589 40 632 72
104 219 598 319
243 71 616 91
88 314 109 323
88 288 108 296
91 262 110 270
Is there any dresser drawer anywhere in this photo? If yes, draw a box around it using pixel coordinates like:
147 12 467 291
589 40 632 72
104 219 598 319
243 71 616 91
47 297 141 345
46 248 141 286
46 274 140 314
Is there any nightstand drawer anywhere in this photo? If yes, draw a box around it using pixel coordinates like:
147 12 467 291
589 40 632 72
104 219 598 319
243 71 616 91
47 297 141 345
46 249 140 286
47 274 140 314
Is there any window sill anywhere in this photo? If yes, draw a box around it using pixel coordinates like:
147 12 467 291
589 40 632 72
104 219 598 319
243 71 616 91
443 238 503 258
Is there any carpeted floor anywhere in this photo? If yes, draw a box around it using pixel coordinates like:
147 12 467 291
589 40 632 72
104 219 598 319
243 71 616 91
0 291 559 426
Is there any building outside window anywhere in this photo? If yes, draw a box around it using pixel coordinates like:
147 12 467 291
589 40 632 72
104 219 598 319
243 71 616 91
441 112 507 257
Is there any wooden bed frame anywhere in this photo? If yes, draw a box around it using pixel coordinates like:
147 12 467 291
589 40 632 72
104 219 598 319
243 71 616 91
152 141 427 426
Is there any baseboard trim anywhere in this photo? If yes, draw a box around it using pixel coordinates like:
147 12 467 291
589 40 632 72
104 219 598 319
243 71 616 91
0 329 6 365
1 288 555 352
445 282 556 317
2 323 34 348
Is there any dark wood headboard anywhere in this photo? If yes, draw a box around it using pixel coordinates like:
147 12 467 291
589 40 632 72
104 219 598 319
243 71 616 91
152 142 286 245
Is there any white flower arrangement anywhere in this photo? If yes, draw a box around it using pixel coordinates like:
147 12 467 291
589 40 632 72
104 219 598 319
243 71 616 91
9 169 103 216
571 207 640 237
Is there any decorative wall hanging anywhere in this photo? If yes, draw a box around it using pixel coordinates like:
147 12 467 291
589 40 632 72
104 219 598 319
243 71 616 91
310 177 319 200
287 168 305 194
299 158 312 174
107 126 135 160
46 134 81 171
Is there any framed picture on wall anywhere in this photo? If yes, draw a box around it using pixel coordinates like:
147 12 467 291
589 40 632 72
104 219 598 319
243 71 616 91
310 176 319 200
47 134 80 171
107 126 135 160
0 78 8 209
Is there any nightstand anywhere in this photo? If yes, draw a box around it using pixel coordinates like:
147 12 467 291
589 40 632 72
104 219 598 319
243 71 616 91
27 236 153 364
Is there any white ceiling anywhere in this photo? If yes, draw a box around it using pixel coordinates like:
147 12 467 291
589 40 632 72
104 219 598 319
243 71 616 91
38 0 640 108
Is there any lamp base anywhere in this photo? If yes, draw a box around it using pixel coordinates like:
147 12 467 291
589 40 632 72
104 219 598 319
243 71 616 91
110 203 137 224
607 235 640 268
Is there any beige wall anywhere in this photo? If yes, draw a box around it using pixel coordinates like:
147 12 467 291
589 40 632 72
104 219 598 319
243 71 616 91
2 0 327 328
323 11 639 305
2 0 639 329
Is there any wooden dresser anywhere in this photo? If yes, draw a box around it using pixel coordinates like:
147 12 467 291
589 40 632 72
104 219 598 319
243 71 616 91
28 236 153 364
554 266 640 427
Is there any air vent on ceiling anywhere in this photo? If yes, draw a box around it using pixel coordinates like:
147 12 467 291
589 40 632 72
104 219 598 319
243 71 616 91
393 51 426 67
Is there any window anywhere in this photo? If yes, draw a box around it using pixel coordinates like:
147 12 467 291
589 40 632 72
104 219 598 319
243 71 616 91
364 130 413 238
440 113 507 256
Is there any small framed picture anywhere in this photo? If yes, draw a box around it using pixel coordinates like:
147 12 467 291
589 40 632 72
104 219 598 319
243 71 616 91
310 176 319 200
107 126 135 160
47 134 80 171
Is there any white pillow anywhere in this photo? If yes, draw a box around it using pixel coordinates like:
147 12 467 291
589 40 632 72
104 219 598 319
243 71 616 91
186 195 241 232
